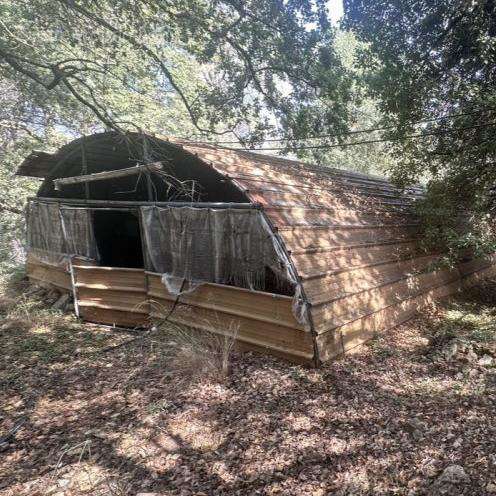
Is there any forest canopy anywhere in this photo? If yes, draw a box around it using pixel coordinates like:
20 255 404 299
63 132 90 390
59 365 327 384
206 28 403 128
0 0 353 270
0 0 354 140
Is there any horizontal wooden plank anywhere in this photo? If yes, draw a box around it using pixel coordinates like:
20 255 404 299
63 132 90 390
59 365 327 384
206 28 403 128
264 206 416 229
146 272 294 301
77 287 149 313
234 337 315 366
312 266 460 333
303 254 441 304
73 266 146 290
78 301 149 315
146 273 302 330
280 225 418 252
235 177 417 203
71 256 99 267
317 279 461 361
73 265 145 273
79 306 148 327
248 189 414 211
36 197 255 210
75 283 145 293
293 241 422 277
226 167 417 198
279 223 419 233
150 297 314 360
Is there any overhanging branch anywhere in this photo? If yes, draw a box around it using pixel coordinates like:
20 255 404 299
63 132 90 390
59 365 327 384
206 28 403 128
59 0 220 135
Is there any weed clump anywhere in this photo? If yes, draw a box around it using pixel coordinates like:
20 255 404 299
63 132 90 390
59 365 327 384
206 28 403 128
155 319 238 383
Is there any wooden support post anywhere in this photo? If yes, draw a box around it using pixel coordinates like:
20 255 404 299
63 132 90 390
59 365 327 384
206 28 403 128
142 136 154 202
81 142 90 200
53 163 163 190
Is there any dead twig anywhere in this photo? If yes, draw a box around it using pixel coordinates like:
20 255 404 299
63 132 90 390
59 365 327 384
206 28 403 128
0 419 26 451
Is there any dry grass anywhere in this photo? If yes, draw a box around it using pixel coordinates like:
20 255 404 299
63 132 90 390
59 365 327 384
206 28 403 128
150 299 238 382
161 324 237 381
130 297 238 382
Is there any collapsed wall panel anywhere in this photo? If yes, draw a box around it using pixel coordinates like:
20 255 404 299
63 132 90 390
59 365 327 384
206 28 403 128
69 265 314 363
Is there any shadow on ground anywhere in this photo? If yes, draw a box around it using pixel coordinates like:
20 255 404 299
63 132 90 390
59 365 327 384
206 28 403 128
1 274 495 495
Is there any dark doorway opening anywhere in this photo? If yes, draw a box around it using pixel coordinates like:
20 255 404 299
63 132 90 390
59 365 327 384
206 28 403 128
93 210 144 268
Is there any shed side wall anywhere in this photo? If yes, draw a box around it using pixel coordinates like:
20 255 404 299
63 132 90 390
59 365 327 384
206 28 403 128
179 143 496 362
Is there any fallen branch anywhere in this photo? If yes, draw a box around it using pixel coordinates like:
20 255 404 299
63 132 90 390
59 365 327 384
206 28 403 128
0 419 26 451
53 162 163 190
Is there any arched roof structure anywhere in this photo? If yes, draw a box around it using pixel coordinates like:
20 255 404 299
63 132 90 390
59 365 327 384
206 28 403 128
18 132 491 363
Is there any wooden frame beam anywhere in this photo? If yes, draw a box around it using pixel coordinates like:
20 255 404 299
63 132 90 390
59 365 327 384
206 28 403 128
29 197 258 210
53 162 163 190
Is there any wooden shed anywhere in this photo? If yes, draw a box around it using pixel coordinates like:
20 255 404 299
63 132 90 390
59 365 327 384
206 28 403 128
17 131 496 365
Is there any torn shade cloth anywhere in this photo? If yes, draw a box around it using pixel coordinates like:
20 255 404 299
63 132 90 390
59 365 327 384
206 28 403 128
26 201 98 265
140 206 294 295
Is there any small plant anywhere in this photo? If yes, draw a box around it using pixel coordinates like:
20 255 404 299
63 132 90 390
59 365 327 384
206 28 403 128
470 326 496 343
162 322 237 382
147 398 176 414
367 337 396 358
149 301 239 382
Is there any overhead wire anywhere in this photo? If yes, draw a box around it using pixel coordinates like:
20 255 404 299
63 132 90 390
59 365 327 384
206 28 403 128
223 119 496 151
178 107 496 148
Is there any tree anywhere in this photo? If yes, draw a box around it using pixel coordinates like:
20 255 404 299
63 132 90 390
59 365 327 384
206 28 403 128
343 0 496 258
0 0 356 270
0 0 352 141
294 30 395 176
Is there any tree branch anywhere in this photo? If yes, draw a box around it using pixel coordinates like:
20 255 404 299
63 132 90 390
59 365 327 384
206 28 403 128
0 203 23 215
0 47 53 88
59 0 224 135
61 77 119 130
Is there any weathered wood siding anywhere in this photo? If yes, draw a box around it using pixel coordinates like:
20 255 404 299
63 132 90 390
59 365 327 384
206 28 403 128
26 256 71 291
72 266 314 364
26 252 97 291
180 143 496 363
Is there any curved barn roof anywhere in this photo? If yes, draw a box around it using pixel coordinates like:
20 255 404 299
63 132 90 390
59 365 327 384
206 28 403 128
19 131 436 362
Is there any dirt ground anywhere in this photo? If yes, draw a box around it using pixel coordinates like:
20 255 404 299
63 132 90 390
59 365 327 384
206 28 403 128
1 276 496 495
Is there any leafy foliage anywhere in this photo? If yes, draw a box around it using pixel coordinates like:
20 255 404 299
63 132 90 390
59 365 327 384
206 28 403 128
0 0 352 140
344 0 496 257
295 30 395 175
415 183 496 267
